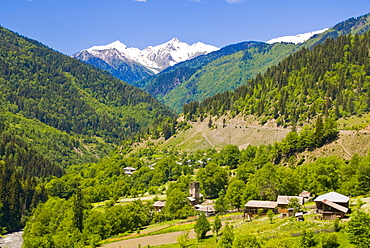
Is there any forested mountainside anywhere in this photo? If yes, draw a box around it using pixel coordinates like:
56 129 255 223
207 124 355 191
0 26 174 232
0 26 175 159
0 119 63 232
138 41 269 90
184 30 370 126
304 12 370 48
146 13 370 112
157 42 299 112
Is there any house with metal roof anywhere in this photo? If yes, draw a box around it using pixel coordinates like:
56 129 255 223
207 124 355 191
277 195 304 205
314 192 350 220
195 205 216 216
244 200 278 216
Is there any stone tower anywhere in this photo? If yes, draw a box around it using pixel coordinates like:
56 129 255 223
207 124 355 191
189 181 200 204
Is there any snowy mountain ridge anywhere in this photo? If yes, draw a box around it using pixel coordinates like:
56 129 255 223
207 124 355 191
266 28 329 44
74 38 219 74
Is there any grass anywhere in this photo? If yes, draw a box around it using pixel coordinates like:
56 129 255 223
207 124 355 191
99 218 196 245
337 113 370 130
92 193 167 209
351 195 370 212
152 215 354 248
148 222 195 236
99 212 244 246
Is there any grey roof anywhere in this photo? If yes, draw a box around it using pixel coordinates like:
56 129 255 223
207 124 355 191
321 199 348 213
197 205 216 212
245 200 278 209
277 196 304 205
314 192 349 203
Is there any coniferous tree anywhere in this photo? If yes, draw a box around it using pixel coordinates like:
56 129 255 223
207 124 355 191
194 212 210 240
218 223 234 248
213 214 222 236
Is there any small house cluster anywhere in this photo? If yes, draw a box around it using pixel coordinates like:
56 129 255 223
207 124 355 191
244 191 350 220
150 176 350 221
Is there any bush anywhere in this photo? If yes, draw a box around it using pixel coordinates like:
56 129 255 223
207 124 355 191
233 234 260 248
218 224 234 248
300 229 316 247
321 233 340 248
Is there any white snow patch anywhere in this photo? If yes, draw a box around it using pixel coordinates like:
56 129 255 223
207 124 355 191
266 28 329 44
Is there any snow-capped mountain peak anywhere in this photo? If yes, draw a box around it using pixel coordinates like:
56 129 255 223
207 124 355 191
75 38 219 73
169 37 180 43
88 40 128 52
266 28 329 44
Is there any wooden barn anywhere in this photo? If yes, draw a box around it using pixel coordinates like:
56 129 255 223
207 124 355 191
314 192 349 220
244 200 278 216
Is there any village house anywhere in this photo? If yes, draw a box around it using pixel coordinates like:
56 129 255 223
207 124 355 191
276 195 304 218
244 200 278 217
195 204 216 216
153 201 165 212
314 191 349 220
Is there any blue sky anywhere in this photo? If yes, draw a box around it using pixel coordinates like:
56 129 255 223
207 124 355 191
1 0 370 55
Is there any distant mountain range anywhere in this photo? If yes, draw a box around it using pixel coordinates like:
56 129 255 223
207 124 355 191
73 13 370 113
72 38 218 84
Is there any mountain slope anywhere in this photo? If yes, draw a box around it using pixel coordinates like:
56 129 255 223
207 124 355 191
138 41 276 108
73 49 155 84
183 29 370 126
146 13 370 112
157 42 300 112
72 38 218 85
0 25 175 167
